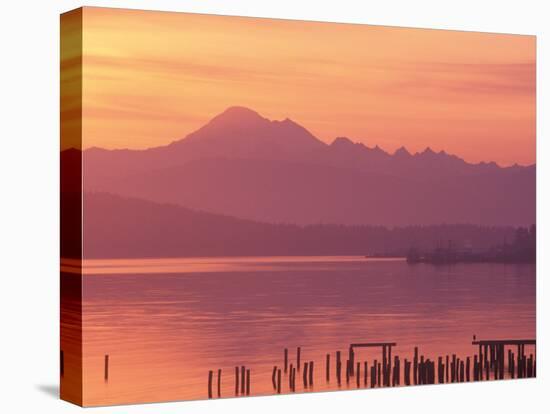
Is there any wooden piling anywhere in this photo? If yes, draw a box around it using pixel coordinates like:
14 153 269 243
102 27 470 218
437 357 443 384
413 347 418 385
104 355 109 382
500 345 505 379
208 370 213 399
326 354 330 382
388 345 393 387
466 357 470 382
451 354 456 383
377 362 381 386
483 344 491 380
371 363 376 388
217 369 222 397
478 345 483 380
336 351 342 385
236 366 240 395
445 355 449 383
486 359 492 379
272 366 277 389
297 347 301 371
382 345 387 386
277 369 282 394
404 358 410 386
241 366 245 394
356 362 361 387
364 361 368 386
309 361 314 386
246 369 250 395
303 362 309 387
392 356 398 386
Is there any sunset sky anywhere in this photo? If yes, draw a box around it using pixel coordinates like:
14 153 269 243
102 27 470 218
65 7 535 166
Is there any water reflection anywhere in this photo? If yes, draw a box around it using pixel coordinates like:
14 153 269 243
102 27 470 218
65 257 535 405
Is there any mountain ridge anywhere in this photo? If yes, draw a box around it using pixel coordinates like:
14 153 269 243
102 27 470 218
82 105 532 169
73 106 535 227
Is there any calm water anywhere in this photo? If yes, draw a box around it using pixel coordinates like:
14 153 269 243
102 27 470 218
64 257 536 406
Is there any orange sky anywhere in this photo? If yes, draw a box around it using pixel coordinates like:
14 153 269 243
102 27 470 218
68 7 535 165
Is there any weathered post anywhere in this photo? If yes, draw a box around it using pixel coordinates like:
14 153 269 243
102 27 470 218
336 351 342 385
500 345 505 379
437 356 443 383
326 353 330 382
451 354 456 383
445 355 449 383
104 355 109 382
208 370 213 399
217 369 222 397
413 347 418 385
382 345 387 386
272 366 277 389
478 344 483 380
404 358 410 386
484 345 489 379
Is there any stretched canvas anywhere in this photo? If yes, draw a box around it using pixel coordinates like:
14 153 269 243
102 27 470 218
60 7 536 407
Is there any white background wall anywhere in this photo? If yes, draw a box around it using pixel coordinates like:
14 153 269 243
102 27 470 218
0 0 547 412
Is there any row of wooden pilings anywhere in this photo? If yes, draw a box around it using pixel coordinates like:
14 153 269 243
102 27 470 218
207 366 251 399
206 340 536 398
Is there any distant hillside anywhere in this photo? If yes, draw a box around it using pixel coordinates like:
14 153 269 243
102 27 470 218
81 192 521 259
